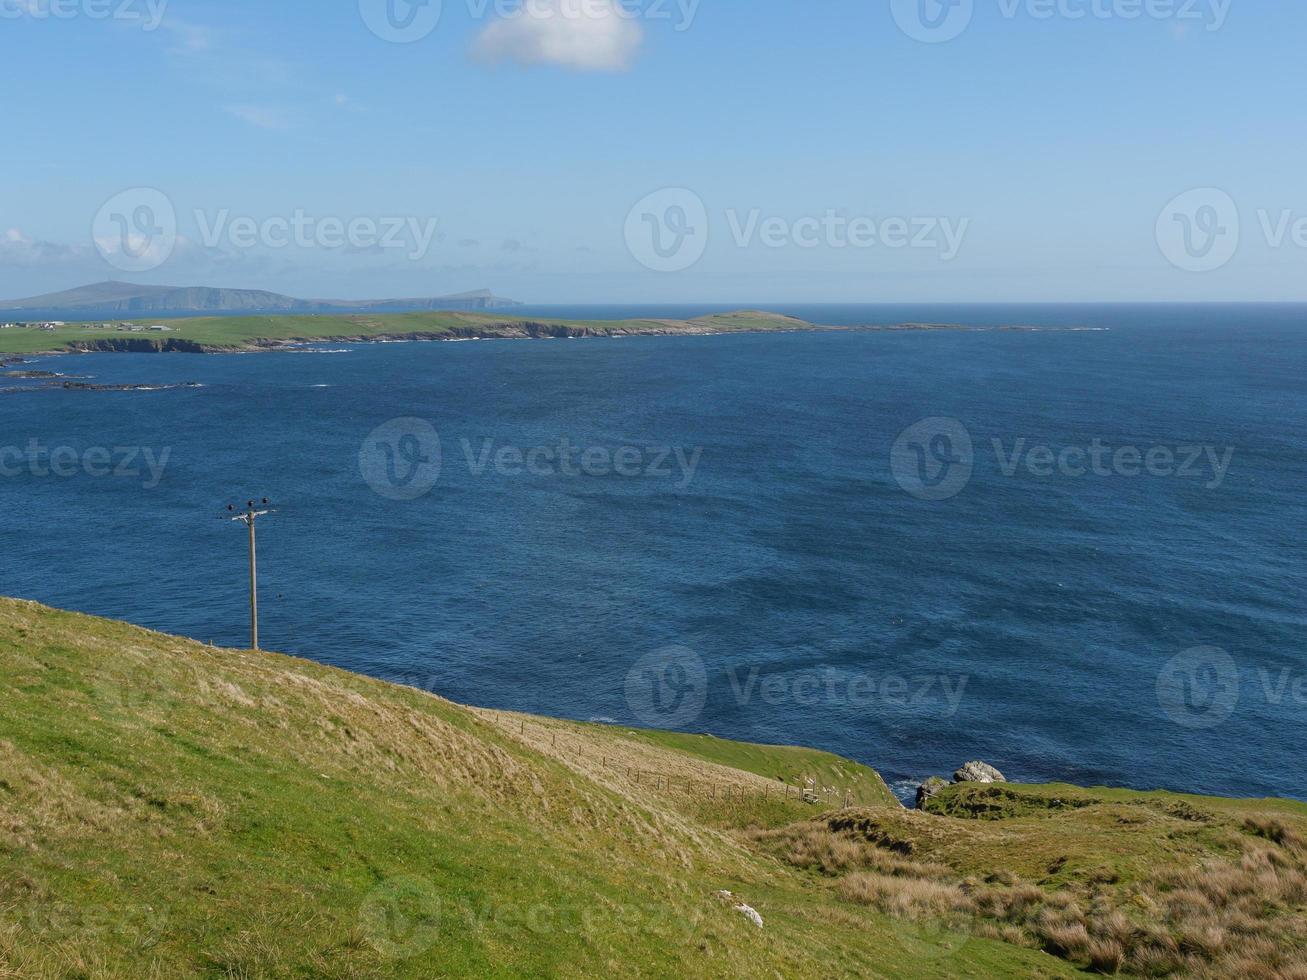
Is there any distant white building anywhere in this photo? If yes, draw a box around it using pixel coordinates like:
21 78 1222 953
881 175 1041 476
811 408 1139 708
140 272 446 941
148 324 172 332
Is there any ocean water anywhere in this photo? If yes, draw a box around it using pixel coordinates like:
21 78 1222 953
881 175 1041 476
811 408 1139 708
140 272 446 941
3 304 1305 803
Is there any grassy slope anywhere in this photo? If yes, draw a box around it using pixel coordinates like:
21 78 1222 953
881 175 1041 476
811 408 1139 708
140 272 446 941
4 600 1304 977
0 310 814 355
0 599 1065 978
593 727 900 808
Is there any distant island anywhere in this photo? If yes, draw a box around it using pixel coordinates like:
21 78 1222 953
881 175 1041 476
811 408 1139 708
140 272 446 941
0 280 522 316
0 305 1083 361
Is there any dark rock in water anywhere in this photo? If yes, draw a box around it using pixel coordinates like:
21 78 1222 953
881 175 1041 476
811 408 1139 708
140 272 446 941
3 370 60 379
60 381 202 392
953 761 1006 784
916 776 949 809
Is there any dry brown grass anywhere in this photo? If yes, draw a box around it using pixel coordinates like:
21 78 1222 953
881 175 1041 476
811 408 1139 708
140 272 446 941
756 806 1307 977
837 872 973 920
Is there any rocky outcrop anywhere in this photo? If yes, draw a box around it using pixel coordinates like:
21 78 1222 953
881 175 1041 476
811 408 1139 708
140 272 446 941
915 776 949 809
66 337 210 354
953 761 1006 784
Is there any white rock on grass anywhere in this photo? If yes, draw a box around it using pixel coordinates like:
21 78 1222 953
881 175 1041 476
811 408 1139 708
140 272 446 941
734 904 764 929
715 890 763 928
953 761 1006 784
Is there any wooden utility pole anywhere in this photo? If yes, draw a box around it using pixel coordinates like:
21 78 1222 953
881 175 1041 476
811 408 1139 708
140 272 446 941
228 499 273 650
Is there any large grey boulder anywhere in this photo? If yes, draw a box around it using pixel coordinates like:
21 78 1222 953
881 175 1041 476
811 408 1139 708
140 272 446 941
915 776 949 810
953 761 1006 784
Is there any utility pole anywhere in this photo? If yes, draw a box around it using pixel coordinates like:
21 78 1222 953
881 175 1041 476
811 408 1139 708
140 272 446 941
227 498 273 650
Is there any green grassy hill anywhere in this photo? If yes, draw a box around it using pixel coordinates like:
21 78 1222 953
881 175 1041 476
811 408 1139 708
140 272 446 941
1 598 1303 977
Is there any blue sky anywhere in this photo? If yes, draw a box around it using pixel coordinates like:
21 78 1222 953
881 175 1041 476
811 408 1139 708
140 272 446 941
3 0 1305 303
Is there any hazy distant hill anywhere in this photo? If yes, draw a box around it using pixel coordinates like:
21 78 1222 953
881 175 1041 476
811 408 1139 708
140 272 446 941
0 281 521 315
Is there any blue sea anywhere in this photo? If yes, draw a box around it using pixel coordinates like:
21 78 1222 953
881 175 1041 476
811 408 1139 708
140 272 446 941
3 303 1305 803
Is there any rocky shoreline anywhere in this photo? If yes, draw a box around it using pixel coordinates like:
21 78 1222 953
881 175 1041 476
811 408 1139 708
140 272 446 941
915 760 1007 809
8 319 1100 359
3 319 1101 393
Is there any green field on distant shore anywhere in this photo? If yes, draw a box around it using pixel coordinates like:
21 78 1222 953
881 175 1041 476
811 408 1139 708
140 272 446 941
0 310 816 356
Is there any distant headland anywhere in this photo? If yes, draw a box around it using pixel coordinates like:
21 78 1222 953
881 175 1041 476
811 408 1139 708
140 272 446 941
0 280 523 317
0 289 1091 360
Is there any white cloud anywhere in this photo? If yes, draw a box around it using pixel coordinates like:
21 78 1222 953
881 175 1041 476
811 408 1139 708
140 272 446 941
473 0 643 72
224 105 290 130
0 228 90 267
160 18 217 55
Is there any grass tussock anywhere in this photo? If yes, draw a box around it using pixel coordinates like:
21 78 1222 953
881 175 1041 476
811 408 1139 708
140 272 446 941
836 873 972 919
759 799 1307 978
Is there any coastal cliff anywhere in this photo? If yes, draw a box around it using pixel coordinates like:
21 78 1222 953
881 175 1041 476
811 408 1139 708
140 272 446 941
1 598 1303 977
